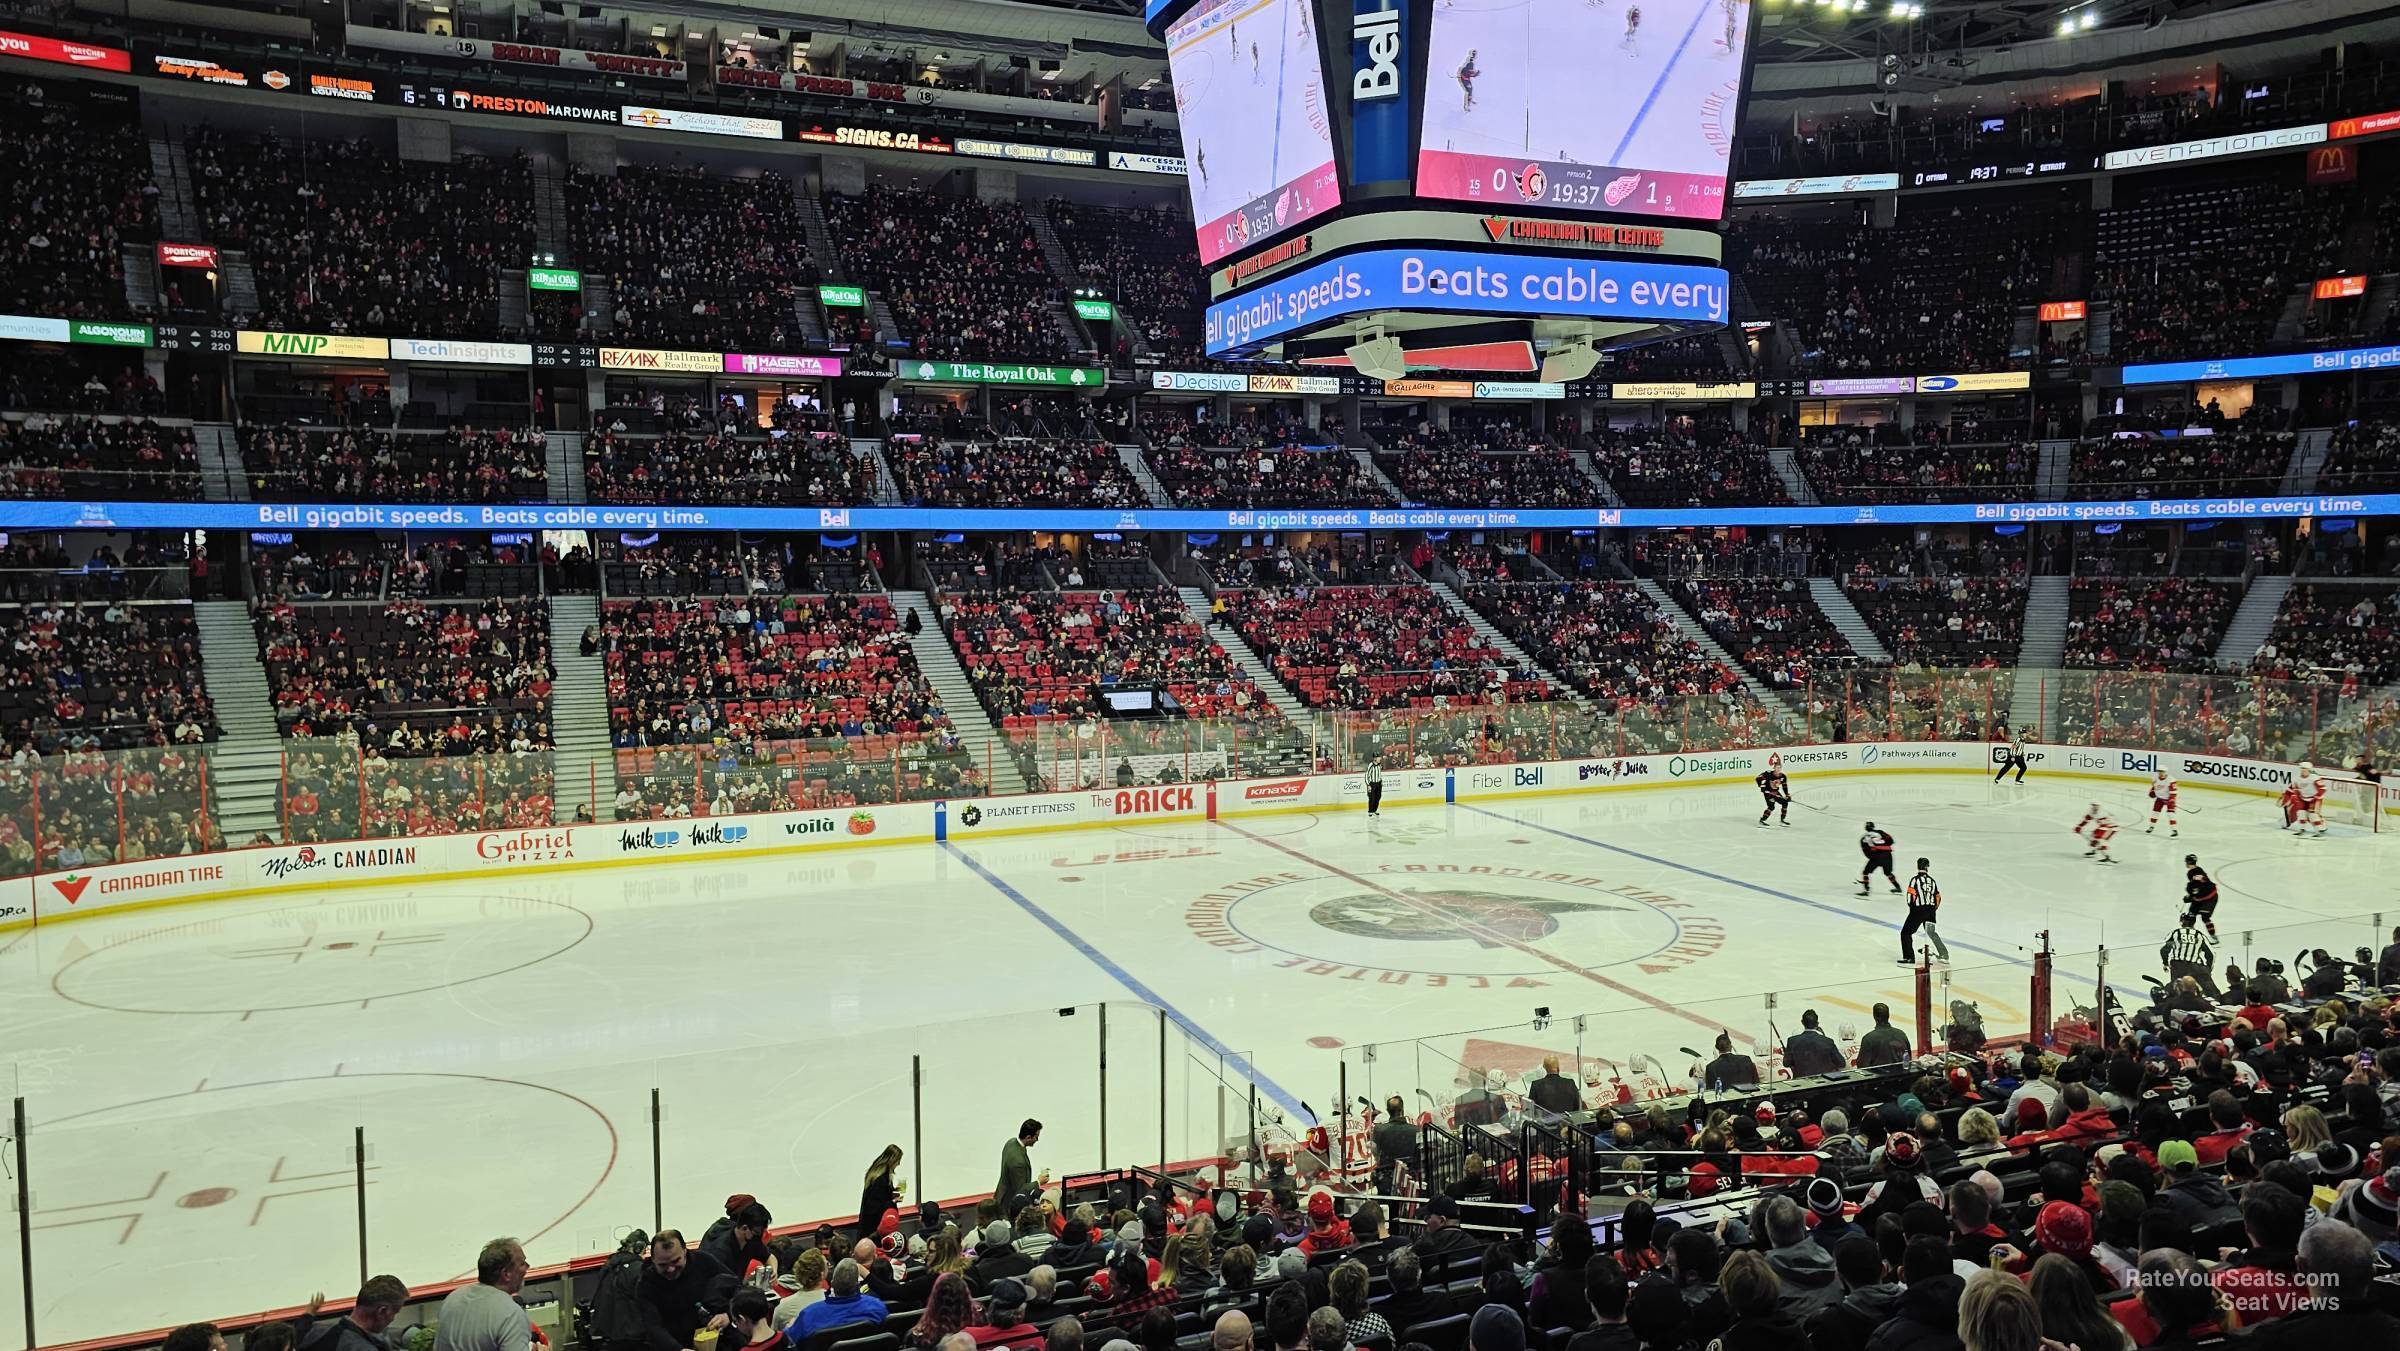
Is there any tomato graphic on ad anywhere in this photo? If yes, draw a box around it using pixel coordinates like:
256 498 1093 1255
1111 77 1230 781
847 812 877 836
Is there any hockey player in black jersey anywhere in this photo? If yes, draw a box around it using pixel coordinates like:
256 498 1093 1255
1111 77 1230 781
1756 753 1791 826
1858 821 1900 896
2182 853 2221 939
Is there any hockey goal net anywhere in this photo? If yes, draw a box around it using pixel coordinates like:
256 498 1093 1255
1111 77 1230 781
2282 770 2386 833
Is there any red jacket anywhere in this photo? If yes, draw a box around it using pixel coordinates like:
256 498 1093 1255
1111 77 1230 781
2008 1104 2119 1151
2193 1123 2254 1167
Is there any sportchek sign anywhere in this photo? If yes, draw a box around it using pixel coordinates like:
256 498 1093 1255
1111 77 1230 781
158 242 220 268
0 29 129 71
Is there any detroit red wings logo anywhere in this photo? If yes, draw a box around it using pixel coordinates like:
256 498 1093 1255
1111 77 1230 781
1603 173 1643 206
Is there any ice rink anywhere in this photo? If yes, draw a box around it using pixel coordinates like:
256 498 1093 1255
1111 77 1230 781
1419 0 1745 200
4 771 2390 1342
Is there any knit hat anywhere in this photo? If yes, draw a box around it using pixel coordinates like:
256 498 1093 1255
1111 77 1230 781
2015 1097 2049 1129
2157 1140 2199 1174
2034 1201 2093 1259
2098 1181 2146 1236
1275 1249 1306 1281
877 1210 902 1238
1117 1221 1145 1247
2313 1142 2363 1182
725 1193 758 1214
985 1221 1014 1249
1805 1175 1845 1218
1884 1133 1922 1169
2330 1166 2400 1237
1469 1305 1527 1351
1307 1190 1335 1220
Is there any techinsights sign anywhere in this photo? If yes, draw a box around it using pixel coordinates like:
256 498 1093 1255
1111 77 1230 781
1205 248 1729 356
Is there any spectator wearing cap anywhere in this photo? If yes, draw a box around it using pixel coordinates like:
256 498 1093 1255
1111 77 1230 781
1784 1011 1846 1078
699 1197 772 1279
1857 1135 1938 1228
1803 1177 1861 1254
790 1259 885 1343
1803 1236 1901 1351
1413 1194 1478 1256
1467 1304 1523 1351
973 1222 1034 1289
1297 1192 1352 1256
2153 1139 2240 1236
1042 1218 1099 1269
2007 1083 2116 1152
965 1278 1036 1348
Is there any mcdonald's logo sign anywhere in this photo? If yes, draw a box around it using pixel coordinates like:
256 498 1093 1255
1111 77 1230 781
2307 144 2357 184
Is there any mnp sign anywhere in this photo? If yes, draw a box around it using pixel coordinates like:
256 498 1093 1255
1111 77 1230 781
1349 0 1411 185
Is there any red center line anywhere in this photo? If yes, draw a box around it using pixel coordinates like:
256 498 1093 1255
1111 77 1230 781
1212 819 1757 1047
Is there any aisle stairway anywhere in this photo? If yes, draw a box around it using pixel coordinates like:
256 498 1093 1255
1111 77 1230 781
2289 427 2334 495
2211 574 2291 668
1806 578 1891 663
1119 445 1173 507
192 601 286 842
2035 440 2073 501
1427 582 1592 709
1567 451 1627 507
885 589 1028 796
1351 450 1407 502
545 595 615 823
546 431 584 504
2007 577 2069 737
1629 578 1798 719
196 423 246 501
1767 447 1819 505
1175 587 1315 728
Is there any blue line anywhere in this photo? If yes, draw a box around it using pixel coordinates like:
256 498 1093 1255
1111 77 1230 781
941 842 1309 1119
1457 803 2145 1000
1609 2 1713 166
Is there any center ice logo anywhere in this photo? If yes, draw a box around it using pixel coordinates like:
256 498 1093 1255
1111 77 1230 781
1309 888 1626 947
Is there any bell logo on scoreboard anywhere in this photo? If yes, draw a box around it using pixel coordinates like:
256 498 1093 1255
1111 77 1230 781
1353 1 1403 103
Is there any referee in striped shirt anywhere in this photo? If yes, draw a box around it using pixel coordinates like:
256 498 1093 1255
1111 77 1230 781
2160 912 2220 998
1898 857 1951 964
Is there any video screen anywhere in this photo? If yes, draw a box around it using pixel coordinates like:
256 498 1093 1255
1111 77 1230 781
1166 0 1344 265
1415 0 1752 220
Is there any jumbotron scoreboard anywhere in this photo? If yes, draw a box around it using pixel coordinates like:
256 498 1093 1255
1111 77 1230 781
1144 0 1758 380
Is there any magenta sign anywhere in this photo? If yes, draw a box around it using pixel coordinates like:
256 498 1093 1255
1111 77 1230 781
723 353 843 378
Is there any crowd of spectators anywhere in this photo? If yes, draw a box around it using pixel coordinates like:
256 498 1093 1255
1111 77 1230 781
0 414 200 499
598 534 751 597
243 424 547 503
565 165 818 350
940 587 1273 726
1223 586 1553 710
2319 420 2400 495
2094 177 2347 362
0 79 157 321
189 129 531 338
1800 429 2039 505
253 597 554 754
1670 578 1859 689
2069 428 2295 500
1589 425 1789 508
1843 574 2028 668
1737 198 2066 373
1377 426 1600 508
280 733 558 841
2247 585 2400 691
1047 199 1207 364
249 537 385 601
889 437 1143 509
826 188 1069 361
2063 579 2242 669
585 429 874 506
1628 530 1815 580
1150 441 1391 508
0 599 216 753
1462 581 1745 716
1187 542 1315 591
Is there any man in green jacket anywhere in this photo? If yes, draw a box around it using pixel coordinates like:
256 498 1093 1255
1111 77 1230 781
996 1119 1046 1209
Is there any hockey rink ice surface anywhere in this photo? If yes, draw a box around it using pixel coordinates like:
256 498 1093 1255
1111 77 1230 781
3 773 2388 1341
1419 0 1747 179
